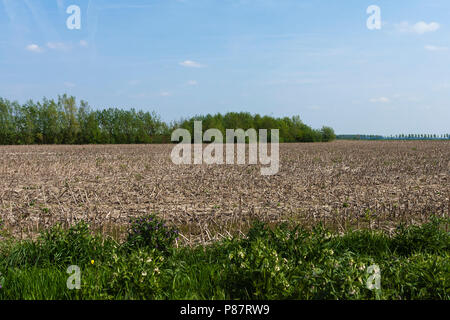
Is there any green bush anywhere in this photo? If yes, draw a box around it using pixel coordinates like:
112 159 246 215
330 230 391 258
390 217 449 256
2 221 118 268
225 238 292 299
378 252 449 299
126 214 179 253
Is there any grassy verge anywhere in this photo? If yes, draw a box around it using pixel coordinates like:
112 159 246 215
0 215 448 300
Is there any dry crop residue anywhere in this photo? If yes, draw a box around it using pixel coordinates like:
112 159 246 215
0 141 448 245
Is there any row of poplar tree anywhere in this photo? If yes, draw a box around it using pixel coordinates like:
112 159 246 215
0 95 336 145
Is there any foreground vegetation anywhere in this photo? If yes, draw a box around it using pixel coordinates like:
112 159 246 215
0 214 448 300
0 95 335 145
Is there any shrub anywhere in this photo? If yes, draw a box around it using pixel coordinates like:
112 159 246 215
382 252 450 299
390 217 449 256
126 214 179 253
330 230 391 258
3 221 117 268
225 238 292 299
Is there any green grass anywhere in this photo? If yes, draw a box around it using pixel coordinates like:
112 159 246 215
0 215 448 300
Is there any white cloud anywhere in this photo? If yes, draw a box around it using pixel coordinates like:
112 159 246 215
79 40 88 47
395 21 440 35
414 21 440 34
424 45 447 51
26 44 43 53
370 97 390 103
160 91 171 97
179 60 205 68
187 80 198 86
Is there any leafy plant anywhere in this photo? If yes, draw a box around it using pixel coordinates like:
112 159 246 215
83 249 165 300
391 217 449 256
3 221 117 268
0 216 448 300
126 214 179 253
225 238 292 299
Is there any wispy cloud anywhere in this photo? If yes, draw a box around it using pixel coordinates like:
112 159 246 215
24 0 59 41
187 80 198 86
434 83 450 91
38 41 88 51
56 0 64 11
370 97 390 103
100 4 155 10
47 42 70 51
130 93 148 99
179 60 205 68
128 80 140 86
26 44 43 53
160 91 171 97
392 94 420 102
424 44 447 51
395 21 440 35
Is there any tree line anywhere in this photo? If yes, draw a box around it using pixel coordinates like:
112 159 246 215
0 95 336 145
337 134 450 140
177 114 336 143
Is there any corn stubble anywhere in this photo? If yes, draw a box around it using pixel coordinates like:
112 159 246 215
0 140 448 245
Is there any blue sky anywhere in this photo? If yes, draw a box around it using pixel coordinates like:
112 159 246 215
1 0 449 135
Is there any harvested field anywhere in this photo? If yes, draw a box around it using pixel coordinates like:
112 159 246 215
0 141 449 244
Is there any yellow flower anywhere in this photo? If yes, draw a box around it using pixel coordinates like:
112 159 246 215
91 260 95 265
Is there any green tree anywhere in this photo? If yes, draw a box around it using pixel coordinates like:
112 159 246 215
321 126 336 142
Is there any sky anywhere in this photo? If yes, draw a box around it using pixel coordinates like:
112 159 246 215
0 0 449 135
